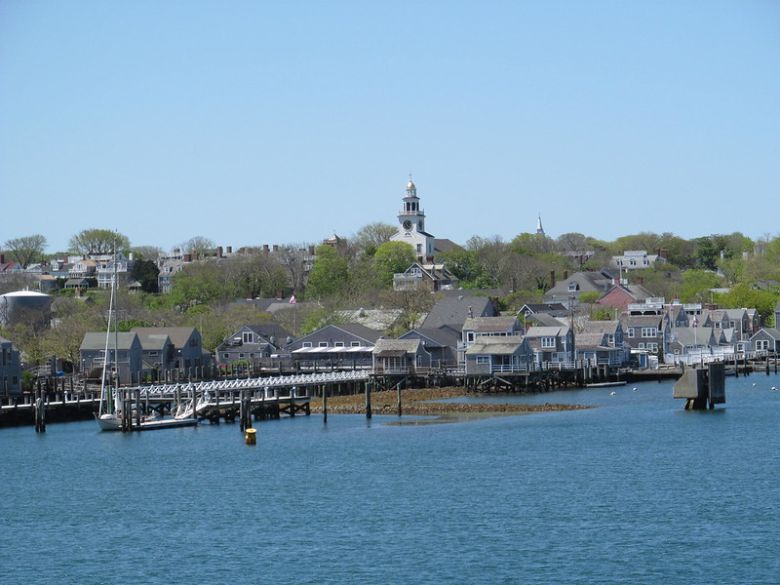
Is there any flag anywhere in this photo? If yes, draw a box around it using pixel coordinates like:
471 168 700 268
289 295 297 305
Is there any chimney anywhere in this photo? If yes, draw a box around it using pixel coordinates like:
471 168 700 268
263 244 270 254
468 306 474 318
217 246 224 258
226 246 232 255
273 244 279 252
550 270 556 288
308 245 315 255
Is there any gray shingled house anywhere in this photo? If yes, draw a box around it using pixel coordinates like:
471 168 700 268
289 323 381 370
750 328 780 354
131 327 205 371
0 336 22 394
464 335 532 375
80 332 143 384
372 339 432 374
216 323 292 367
399 327 460 369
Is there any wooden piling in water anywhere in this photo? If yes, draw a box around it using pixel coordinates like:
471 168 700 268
322 384 328 424
365 381 372 419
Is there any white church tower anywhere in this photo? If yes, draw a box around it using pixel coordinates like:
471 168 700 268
390 176 435 262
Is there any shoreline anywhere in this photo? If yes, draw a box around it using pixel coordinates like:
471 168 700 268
309 387 591 419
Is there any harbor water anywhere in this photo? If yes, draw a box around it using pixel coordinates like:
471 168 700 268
3 374 780 584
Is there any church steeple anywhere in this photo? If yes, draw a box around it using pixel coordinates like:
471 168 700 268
399 174 425 233
536 214 545 236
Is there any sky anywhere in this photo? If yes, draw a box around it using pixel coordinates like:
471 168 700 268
1 0 778 254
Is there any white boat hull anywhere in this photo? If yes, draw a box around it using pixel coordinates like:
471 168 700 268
96 413 122 432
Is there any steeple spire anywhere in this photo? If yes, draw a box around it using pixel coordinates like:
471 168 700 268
536 214 545 236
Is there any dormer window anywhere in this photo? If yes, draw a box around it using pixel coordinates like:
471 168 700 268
242 332 253 343
568 282 578 292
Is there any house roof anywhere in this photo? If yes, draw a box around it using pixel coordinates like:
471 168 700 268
245 323 292 341
545 271 614 297
373 338 421 356
520 303 568 316
131 327 197 348
525 326 569 338
400 327 460 349
669 326 715 347
80 332 139 351
751 327 780 341
526 313 567 327
421 295 494 330
620 314 663 327
580 320 620 336
133 332 171 350
463 315 518 333
466 335 528 355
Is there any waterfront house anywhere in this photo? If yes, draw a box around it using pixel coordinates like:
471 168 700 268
750 328 780 354
288 323 380 370
460 315 524 365
0 336 22 394
576 320 627 366
620 314 669 356
216 323 292 367
131 327 205 371
372 338 432 374
79 332 143 384
524 326 575 366
464 335 532 375
399 327 460 369
132 330 173 379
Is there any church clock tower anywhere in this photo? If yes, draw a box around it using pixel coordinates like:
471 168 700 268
391 176 435 262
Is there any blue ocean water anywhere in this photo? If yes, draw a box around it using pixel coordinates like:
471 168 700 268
3 374 780 584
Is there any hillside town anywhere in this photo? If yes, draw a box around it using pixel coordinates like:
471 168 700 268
1 178 779 394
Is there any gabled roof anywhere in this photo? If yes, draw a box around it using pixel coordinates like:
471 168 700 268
421 295 494 330
669 326 715 347
400 327 459 349
133 331 172 351
525 326 570 338
546 271 614 296
245 323 292 341
580 320 620 336
620 314 663 327
520 303 568 316
81 332 139 351
131 327 197 348
526 313 566 327
462 315 518 333
373 338 421 356
575 332 611 349
751 327 780 341
295 323 383 345
466 335 528 355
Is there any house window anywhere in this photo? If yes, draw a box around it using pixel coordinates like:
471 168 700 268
351 342 361 347
568 282 578 292
476 356 490 365
302 342 313 348
638 343 645 349
756 340 769 351
242 332 253 343
335 342 345 347
647 343 658 352
223 353 229 359
627 328 635 338
319 342 329 347
239 353 244 358
466 332 475 342
148 351 158 356
641 327 657 338
541 337 555 349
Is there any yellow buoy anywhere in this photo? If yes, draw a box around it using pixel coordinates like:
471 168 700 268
245 428 257 445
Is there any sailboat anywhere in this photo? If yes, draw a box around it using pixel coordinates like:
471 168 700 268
96 244 122 431
95 243 198 431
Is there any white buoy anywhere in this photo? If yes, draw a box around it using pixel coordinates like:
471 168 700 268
632 387 638 391
609 391 617 396
772 386 778 392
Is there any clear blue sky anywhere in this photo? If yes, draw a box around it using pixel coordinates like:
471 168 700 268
1 0 778 254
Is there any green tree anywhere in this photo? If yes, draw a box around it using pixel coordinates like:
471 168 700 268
676 270 723 302
352 222 397 257
130 259 160 293
306 245 349 300
3 234 47 267
169 262 233 309
373 241 416 286
69 229 130 255
714 284 777 322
